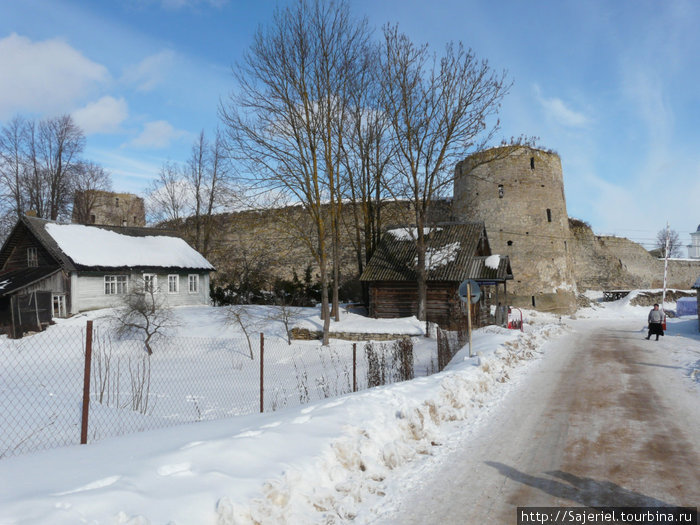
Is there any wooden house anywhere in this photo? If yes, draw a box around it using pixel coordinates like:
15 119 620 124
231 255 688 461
360 222 513 329
0 215 214 336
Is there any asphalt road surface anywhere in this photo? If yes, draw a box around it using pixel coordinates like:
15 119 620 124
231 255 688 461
384 322 700 524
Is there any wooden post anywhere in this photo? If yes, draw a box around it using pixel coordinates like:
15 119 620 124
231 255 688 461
352 343 357 392
467 283 473 358
259 332 264 413
80 320 93 445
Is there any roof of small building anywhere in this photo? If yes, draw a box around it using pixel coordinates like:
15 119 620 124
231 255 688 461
360 222 512 282
4 216 214 272
0 267 61 297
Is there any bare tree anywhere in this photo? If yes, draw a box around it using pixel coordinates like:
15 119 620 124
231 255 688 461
0 116 29 220
71 161 113 224
147 160 190 225
113 277 176 355
655 227 683 258
340 44 393 302
226 304 260 359
379 26 513 321
221 0 371 343
28 115 85 220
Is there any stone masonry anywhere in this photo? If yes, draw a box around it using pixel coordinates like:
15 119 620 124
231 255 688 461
453 147 577 314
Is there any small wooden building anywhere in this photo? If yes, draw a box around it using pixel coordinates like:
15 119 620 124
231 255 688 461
0 215 214 336
360 222 513 329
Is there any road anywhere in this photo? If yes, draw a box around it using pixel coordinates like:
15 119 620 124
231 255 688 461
382 321 700 524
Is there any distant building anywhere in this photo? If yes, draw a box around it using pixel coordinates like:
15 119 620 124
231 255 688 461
72 190 146 227
687 225 700 259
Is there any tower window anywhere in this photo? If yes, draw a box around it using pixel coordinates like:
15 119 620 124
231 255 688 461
530 157 535 170
507 240 513 246
547 209 552 222
498 184 504 198
90 214 96 224
532 296 536 307
115 197 119 207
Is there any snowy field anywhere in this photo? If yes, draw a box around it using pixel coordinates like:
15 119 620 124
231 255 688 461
0 306 433 458
0 294 698 524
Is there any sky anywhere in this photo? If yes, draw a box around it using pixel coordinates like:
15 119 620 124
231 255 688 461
1 0 699 251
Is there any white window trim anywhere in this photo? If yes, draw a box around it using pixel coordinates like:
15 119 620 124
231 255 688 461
143 273 157 294
168 274 179 294
188 274 199 294
104 275 128 295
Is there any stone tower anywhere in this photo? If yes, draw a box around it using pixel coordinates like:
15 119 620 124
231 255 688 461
72 190 146 227
453 146 577 313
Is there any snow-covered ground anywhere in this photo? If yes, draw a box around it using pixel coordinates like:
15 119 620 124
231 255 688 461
0 294 698 524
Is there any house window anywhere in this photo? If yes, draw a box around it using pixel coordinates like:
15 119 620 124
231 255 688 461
547 209 552 222
122 219 127 227
104 275 128 295
498 184 504 198
27 247 38 267
143 274 157 293
188 274 199 294
168 274 179 293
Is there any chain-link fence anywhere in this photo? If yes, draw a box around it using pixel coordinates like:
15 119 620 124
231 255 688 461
1 322 436 459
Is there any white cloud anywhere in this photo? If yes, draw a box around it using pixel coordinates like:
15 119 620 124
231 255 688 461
533 85 590 128
122 50 176 92
0 33 110 120
72 96 128 135
128 120 189 149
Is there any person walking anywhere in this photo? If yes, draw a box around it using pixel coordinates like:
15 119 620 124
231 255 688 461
646 303 665 340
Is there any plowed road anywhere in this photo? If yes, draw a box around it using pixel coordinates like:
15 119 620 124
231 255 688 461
384 322 700 523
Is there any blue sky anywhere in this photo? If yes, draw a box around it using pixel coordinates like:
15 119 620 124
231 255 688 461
1 0 699 251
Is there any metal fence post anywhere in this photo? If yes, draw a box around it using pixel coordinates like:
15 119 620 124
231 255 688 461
81 320 93 445
259 332 264 413
352 343 357 392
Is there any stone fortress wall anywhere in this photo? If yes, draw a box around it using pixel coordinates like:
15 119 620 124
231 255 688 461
453 147 578 313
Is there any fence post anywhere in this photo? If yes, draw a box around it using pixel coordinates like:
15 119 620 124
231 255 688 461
352 343 357 393
259 332 264 413
81 320 93 445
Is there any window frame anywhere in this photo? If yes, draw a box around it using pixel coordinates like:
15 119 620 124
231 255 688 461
188 274 199 294
104 275 128 295
27 247 38 267
168 274 179 294
143 273 157 294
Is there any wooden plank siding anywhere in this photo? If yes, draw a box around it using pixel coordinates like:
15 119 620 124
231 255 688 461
369 281 492 330
73 272 210 312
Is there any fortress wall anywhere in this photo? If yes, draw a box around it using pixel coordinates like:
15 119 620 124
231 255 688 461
569 220 700 291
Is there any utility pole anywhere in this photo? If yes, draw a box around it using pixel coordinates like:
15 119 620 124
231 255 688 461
662 221 670 312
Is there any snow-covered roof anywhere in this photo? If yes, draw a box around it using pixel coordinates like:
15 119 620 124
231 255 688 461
43 223 214 270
